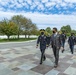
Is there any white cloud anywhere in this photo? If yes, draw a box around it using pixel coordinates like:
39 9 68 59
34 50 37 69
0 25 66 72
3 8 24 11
0 0 9 3
30 3 36 10
72 12 76 15
0 0 75 15
56 4 60 9
56 0 62 3
9 4 15 8
0 1 8 6
64 0 76 3
21 2 28 8
34 1 40 5
60 2 67 7
10 0 15 4
18 0 23 3
0 6 4 11
48 7 53 10
16 3 23 8
37 4 44 11
26 0 32 5
0 0 75 30
42 0 48 3
50 0 76 3
68 3 74 8
0 11 76 30
45 2 56 7
49 0 62 3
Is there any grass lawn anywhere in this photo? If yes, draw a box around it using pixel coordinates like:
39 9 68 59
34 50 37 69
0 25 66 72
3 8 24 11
0 38 37 42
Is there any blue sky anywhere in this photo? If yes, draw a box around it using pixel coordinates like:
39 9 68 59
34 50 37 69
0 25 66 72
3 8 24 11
0 0 76 30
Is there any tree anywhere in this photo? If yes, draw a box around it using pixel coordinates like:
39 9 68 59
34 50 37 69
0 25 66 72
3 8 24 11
61 25 71 33
11 15 38 38
30 24 38 35
22 19 31 38
71 30 76 36
23 19 38 38
10 15 28 39
45 27 52 35
0 19 18 40
0 15 38 39
61 25 71 36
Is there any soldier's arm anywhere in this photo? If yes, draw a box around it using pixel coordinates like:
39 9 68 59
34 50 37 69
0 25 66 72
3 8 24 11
65 34 67 40
49 36 52 48
59 35 63 47
74 37 76 45
68 37 70 44
49 36 52 46
45 36 49 47
36 36 40 46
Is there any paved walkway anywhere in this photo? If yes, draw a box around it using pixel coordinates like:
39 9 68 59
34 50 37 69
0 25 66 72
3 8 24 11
0 42 76 75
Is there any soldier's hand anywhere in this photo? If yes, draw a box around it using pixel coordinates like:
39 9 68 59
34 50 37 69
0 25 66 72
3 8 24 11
61 47 64 50
36 46 38 48
46 46 48 49
46 45 49 48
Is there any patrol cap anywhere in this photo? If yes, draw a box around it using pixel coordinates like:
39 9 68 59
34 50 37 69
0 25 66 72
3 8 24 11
40 29 45 32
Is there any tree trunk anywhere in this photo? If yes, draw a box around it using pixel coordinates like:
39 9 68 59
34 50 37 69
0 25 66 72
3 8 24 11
18 28 20 39
18 34 19 39
7 36 10 40
25 35 27 38
28 35 30 38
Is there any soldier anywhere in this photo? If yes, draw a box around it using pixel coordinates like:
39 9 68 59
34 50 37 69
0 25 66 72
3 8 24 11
75 36 76 45
46 33 51 46
50 27 63 68
36 29 48 64
60 31 67 53
68 33 75 54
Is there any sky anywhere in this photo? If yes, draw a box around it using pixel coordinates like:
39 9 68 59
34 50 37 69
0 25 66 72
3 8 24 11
0 0 76 30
